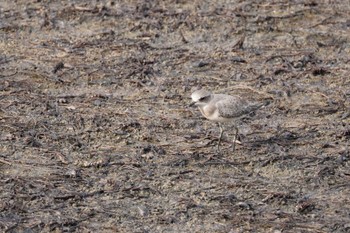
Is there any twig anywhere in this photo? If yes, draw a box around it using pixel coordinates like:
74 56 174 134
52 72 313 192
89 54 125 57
0 158 12 165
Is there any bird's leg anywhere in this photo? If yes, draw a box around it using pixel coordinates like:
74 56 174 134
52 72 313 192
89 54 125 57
232 126 239 152
217 123 224 152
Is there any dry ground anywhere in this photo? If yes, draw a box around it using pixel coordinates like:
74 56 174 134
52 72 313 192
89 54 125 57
1 0 350 232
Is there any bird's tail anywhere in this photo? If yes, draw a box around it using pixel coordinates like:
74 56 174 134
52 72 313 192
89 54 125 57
262 99 272 107
247 99 271 113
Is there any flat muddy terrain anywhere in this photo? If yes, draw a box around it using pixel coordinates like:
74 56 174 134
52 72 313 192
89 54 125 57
1 0 350 232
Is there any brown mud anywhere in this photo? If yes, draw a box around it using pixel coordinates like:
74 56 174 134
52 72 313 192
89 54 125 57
1 1 350 232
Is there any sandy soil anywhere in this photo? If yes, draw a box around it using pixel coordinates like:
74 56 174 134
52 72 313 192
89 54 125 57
1 0 350 232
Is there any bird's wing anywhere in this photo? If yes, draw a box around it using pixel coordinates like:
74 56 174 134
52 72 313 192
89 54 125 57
216 95 264 119
216 95 248 118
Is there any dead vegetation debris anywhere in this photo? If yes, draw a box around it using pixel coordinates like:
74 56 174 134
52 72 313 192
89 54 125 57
1 0 350 232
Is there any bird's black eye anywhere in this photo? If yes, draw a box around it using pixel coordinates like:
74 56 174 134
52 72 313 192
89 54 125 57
199 96 210 101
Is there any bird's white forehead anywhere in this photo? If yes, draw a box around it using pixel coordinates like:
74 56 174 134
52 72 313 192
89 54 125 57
191 89 211 101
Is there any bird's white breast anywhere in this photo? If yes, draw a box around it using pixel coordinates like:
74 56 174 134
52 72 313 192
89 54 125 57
200 105 229 122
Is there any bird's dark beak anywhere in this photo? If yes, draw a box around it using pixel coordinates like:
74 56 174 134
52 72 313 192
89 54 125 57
189 102 196 107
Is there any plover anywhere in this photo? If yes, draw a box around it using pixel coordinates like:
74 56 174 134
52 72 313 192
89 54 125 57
190 89 265 152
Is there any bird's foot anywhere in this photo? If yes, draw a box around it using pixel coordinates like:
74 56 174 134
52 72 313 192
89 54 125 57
231 139 242 152
216 146 222 155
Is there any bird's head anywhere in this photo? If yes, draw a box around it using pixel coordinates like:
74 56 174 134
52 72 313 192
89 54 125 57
190 89 212 107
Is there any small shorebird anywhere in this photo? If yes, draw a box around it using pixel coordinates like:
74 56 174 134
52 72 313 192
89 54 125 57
190 89 265 152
